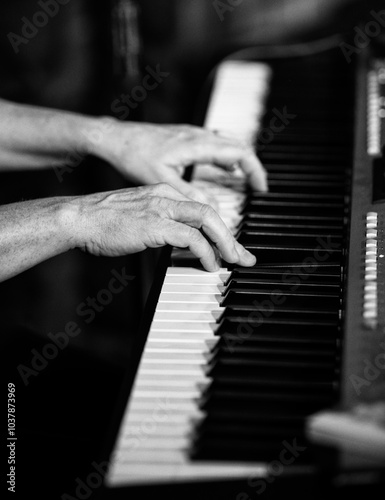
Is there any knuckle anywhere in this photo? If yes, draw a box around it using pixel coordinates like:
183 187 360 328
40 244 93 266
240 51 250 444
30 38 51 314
152 182 173 195
176 124 201 142
186 226 202 244
198 202 216 220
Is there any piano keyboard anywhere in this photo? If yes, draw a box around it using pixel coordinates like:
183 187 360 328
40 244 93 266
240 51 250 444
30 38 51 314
105 50 355 487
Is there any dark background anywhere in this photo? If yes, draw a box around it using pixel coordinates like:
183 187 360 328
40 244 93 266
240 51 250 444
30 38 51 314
1 1 383 499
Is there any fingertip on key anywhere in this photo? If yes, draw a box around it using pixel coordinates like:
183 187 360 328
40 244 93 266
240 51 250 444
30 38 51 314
244 251 257 266
236 244 256 266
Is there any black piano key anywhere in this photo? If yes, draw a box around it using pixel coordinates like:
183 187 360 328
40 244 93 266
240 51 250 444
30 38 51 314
203 373 336 394
224 278 340 294
207 353 336 372
236 222 344 236
221 289 340 308
193 417 314 440
195 422 305 440
198 408 317 424
191 436 312 462
225 262 342 284
257 144 349 156
204 372 338 393
265 171 345 180
259 151 350 166
243 200 345 216
218 305 339 322
199 386 336 411
237 231 342 247
242 213 345 226
210 344 336 362
264 130 351 146
243 245 342 264
217 321 340 346
262 180 346 194
264 163 347 174
247 191 344 201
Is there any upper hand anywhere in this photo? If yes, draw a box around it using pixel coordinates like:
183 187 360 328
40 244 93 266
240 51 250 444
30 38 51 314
90 120 267 204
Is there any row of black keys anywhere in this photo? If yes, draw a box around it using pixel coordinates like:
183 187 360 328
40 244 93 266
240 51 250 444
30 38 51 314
187 52 353 461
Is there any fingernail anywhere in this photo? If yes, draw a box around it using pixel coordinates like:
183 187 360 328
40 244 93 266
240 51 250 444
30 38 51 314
242 247 257 265
244 250 256 265
237 244 256 265
257 174 268 192
261 179 269 192
247 251 257 264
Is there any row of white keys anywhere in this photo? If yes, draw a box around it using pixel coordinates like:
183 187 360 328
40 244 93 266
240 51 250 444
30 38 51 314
203 59 272 144
106 267 267 485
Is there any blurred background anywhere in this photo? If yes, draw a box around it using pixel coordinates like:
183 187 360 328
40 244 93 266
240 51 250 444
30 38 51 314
0 0 384 495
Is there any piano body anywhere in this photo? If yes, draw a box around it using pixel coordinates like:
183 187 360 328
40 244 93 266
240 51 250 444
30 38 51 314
98 41 385 499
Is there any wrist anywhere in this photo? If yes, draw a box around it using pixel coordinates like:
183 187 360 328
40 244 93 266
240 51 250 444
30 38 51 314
79 115 120 160
58 196 86 251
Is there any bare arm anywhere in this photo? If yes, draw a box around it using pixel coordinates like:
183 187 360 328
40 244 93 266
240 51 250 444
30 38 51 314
0 98 95 170
0 196 77 281
0 184 256 283
0 98 267 198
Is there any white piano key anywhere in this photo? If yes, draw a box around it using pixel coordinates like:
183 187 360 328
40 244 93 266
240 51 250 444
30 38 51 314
128 399 198 412
145 338 218 349
141 350 210 362
118 423 200 442
156 301 222 312
131 387 203 399
166 267 229 276
148 329 215 340
133 371 210 385
121 411 203 425
144 342 212 353
114 449 191 464
107 462 268 486
164 274 227 284
133 378 210 390
160 283 225 294
150 321 217 333
136 366 206 376
158 293 222 304
120 436 191 450
152 310 222 321
139 354 208 365
143 345 212 361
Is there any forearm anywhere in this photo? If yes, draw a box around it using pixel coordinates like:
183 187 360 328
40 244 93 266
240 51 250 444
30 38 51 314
0 98 101 170
0 197 78 281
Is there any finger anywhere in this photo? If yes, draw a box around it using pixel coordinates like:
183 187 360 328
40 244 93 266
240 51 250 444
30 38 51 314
162 220 221 272
210 144 268 192
180 131 268 192
238 150 268 192
169 201 256 267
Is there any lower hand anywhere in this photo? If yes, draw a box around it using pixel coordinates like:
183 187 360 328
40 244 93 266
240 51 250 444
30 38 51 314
71 183 256 271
